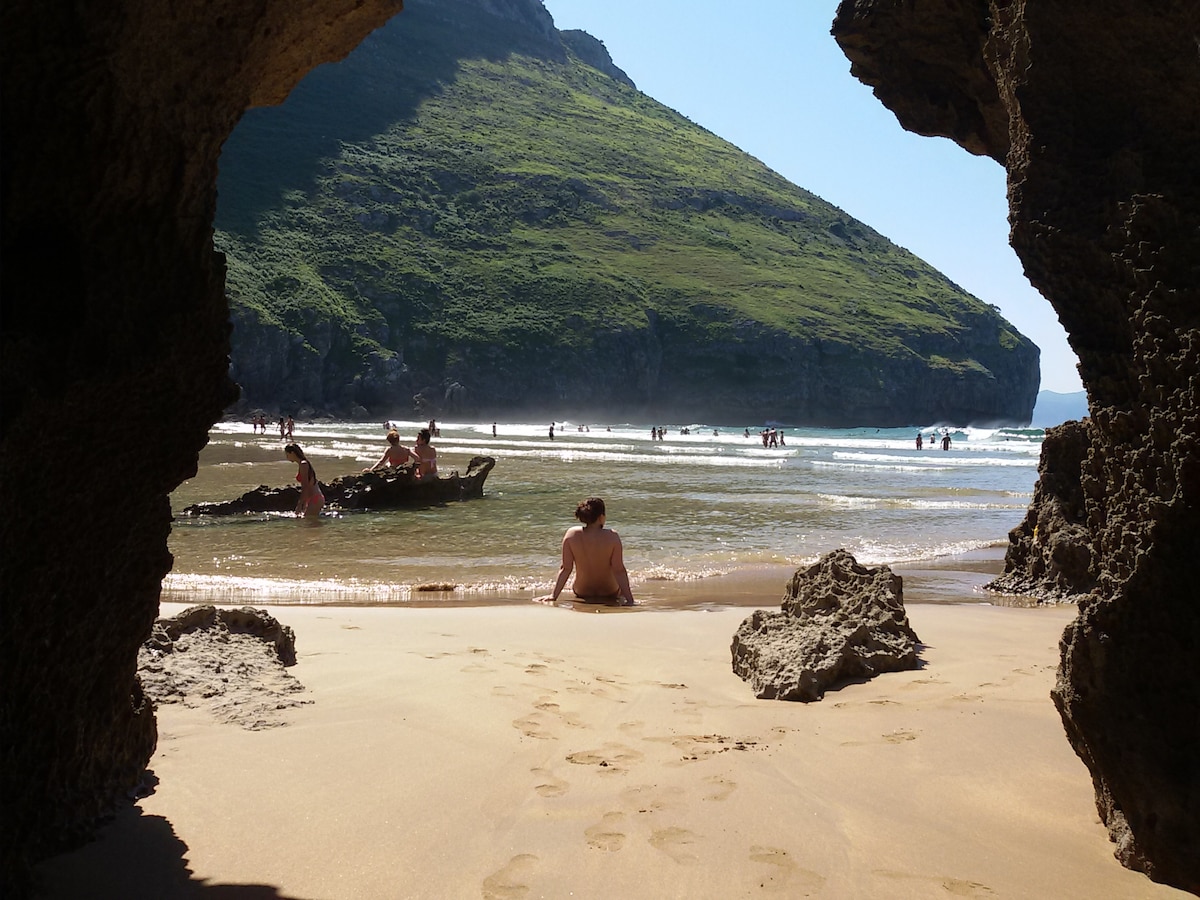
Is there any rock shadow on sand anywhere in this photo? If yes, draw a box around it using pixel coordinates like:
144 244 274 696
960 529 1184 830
33 777 309 900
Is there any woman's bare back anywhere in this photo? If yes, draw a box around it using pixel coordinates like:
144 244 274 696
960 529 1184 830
564 525 627 599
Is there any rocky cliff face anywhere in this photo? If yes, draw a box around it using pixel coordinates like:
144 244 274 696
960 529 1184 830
560 29 636 89
985 419 1096 603
0 0 403 888
834 1 1200 890
228 301 1036 426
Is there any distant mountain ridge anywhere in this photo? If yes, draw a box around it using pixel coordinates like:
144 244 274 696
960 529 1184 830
215 0 1040 424
1032 390 1088 428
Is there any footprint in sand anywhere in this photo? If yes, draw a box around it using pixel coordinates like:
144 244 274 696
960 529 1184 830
481 853 539 900
585 673 629 700
459 647 495 673
749 846 825 895
875 869 994 897
566 743 643 774
649 826 699 865
621 783 685 813
941 877 996 896
882 729 920 743
585 812 627 851
647 733 761 765
533 697 585 728
656 733 729 764
701 775 736 801
512 713 558 740
530 767 568 798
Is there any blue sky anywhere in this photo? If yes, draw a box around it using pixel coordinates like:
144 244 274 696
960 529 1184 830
540 0 1083 393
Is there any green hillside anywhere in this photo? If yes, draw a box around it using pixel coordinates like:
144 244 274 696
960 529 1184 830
215 0 1038 425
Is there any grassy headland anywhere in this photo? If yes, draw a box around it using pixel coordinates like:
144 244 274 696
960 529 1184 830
216 0 1038 425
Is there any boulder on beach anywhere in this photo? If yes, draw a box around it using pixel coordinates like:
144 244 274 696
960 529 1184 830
731 549 921 701
139 605 309 729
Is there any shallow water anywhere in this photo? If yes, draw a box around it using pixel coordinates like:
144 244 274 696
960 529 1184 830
165 419 1039 606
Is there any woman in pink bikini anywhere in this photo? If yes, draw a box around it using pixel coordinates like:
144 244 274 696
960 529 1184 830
284 443 324 518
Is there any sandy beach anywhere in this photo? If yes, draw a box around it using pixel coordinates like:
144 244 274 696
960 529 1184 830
36 585 1188 899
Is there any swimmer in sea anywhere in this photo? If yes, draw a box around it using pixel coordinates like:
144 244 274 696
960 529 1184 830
285 442 324 518
535 497 635 606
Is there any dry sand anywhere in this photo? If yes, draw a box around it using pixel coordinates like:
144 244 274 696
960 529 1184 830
36 589 1190 899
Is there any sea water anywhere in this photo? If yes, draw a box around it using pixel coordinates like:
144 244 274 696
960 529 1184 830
164 419 1042 606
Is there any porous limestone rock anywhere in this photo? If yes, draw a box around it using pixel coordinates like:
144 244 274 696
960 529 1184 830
0 0 403 888
833 2 1200 890
731 550 920 702
986 419 1096 603
145 605 298 667
139 606 309 730
181 455 496 515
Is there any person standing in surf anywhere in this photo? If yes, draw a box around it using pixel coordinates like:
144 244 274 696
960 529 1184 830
285 443 324 518
535 497 635 606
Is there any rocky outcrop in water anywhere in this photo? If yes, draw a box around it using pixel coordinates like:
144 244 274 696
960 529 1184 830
181 456 495 516
833 2 1200 890
986 420 1096 603
730 550 920 702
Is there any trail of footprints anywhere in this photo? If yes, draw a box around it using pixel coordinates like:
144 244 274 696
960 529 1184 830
424 646 835 895
436 642 1010 897
462 648 824 894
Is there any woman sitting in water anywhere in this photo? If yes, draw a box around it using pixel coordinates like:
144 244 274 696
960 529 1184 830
365 430 416 472
413 427 438 478
285 443 324 518
535 497 635 606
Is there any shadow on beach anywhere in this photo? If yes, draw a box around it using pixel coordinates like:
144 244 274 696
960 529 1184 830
34 779 311 900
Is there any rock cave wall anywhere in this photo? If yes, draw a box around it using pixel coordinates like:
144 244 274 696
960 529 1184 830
833 1 1199 891
2 0 1197 893
0 0 403 889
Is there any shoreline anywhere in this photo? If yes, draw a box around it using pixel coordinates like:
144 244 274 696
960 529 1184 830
160 543 1021 611
36 594 1184 899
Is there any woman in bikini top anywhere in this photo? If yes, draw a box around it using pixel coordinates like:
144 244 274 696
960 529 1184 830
284 443 324 518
